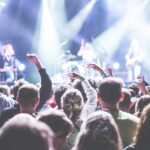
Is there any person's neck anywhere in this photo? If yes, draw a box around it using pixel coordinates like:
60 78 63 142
19 106 36 114
101 101 119 112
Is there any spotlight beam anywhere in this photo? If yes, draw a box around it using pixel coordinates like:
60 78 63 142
34 0 62 76
92 0 149 63
64 0 97 39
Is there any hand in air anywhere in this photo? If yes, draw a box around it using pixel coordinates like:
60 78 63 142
86 63 104 73
67 72 84 81
133 76 148 94
26 53 39 64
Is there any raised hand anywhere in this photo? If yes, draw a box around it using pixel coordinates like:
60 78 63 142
133 76 148 94
67 72 85 81
26 53 43 69
86 63 103 72
26 53 39 64
86 63 107 77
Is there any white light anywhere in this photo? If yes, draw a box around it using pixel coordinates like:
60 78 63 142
65 0 97 39
113 62 120 70
19 64 25 71
0 2 6 7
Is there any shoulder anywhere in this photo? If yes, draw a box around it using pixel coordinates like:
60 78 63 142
118 111 139 123
112 110 139 125
2 104 19 116
0 104 19 127
0 94 17 110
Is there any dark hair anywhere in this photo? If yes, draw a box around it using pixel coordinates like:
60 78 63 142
0 114 54 150
128 84 139 97
136 95 150 115
134 104 150 150
88 78 98 90
38 109 73 138
0 85 10 96
73 80 87 102
17 83 39 107
98 77 123 104
129 89 136 98
61 89 83 122
54 84 71 109
11 79 29 100
72 111 122 150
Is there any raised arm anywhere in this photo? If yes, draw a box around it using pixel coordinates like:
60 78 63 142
132 76 149 95
26 53 52 110
86 63 107 78
67 72 98 119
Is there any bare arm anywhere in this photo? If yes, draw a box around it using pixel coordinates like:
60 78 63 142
86 63 107 78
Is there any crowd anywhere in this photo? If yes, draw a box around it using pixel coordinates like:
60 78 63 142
0 52 150 150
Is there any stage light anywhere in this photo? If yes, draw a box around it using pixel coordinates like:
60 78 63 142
92 0 149 66
0 0 7 13
0 2 6 7
113 62 120 70
48 0 67 36
18 64 25 71
34 0 63 76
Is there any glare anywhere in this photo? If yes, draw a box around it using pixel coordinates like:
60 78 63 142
92 18 128 63
113 62 120 70
18 64 26 71
64 0 97 39
34 0 62 76
0 2 6 7
92 0 149 66
48 0 67 39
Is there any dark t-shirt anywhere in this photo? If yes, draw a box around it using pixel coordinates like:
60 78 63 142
0 104 20 127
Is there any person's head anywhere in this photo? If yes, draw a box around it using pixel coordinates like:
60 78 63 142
1 44 15 58
61 88 83 122
73 78 98 103
119 88 131 112
129 88 136 98
11 79 29 100
17 83 40 113
0 114 54 150
73 111 122 150
87 78 98 90
38 109 73 150
54 84 71 109
0 84 10 96
134 104 150 150
135 95 150 117
98 77 124 107
73 79 87 102
128 84 139 97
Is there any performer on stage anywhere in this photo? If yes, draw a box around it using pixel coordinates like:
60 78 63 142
0 44 19 84
77 39 97 77
77 39 96 64
125 38 143 82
